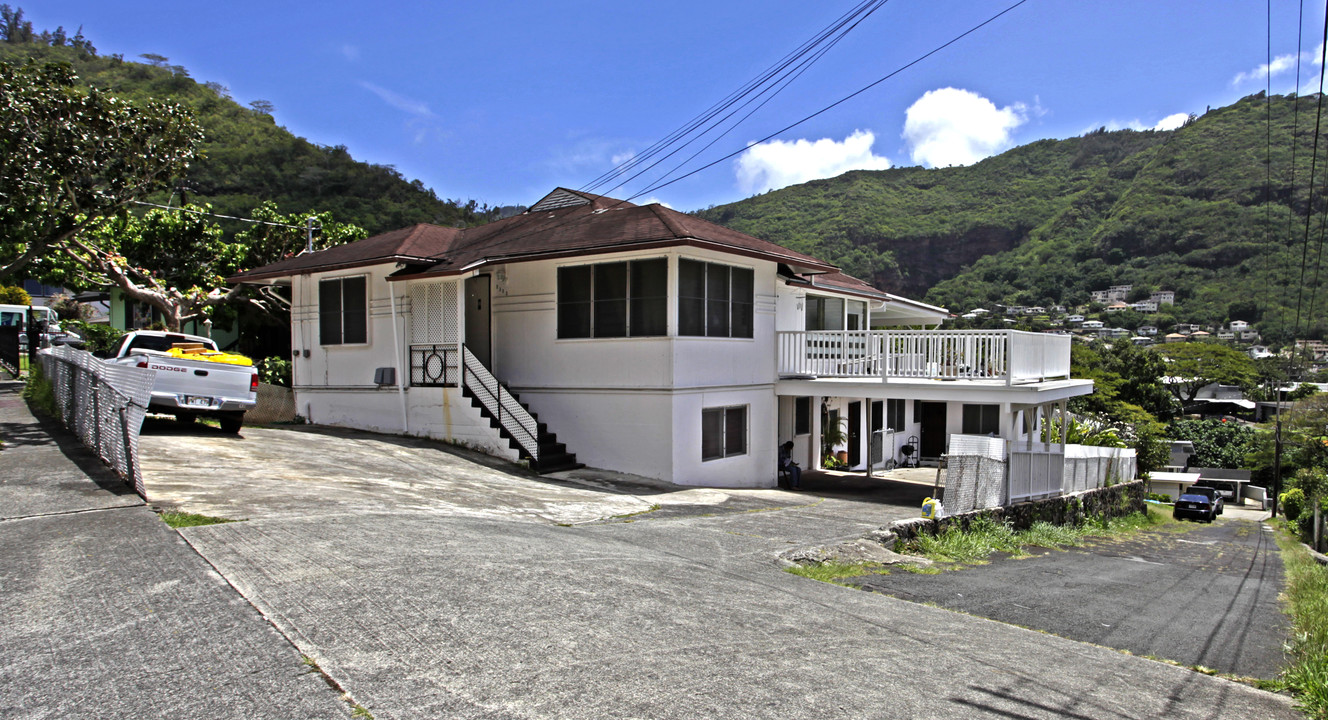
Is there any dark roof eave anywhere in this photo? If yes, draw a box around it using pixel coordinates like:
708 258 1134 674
386 237 838 282
227 255 436 284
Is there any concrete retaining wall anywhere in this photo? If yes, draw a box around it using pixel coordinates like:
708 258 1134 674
889 480 1146 541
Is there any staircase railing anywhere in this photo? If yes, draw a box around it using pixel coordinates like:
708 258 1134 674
461 345 540 463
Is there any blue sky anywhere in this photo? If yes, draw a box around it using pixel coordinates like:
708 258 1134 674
24 1 1328 212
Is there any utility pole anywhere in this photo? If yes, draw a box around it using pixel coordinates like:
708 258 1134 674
1272 414 1282 518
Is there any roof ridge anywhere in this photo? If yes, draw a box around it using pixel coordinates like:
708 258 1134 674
648 203 688 239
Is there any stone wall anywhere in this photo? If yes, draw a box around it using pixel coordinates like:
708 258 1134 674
888 480 1146 541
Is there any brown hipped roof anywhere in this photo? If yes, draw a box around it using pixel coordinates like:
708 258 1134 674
228 188 837 283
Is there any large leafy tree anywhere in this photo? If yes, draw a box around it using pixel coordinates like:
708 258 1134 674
56 203 365 331
0 59 202 279
1155 342 1259 403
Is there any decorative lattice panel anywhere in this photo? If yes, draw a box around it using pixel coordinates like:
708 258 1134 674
410 281 458 344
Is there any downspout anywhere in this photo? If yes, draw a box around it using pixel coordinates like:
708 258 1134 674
388 279 409 435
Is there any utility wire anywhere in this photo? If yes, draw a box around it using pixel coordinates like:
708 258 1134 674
598 5 878 199
1293 11 1328 343
581 0 889 196
129 200 311 231
625 0 1030 204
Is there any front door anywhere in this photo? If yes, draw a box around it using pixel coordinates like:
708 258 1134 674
920 402 947 459
848 401 862 467
465 275 491 368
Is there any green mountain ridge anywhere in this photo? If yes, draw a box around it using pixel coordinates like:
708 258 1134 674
698 94 1328 343
0 38 502 236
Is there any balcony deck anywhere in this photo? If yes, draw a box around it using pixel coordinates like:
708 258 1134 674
776 329 1071 386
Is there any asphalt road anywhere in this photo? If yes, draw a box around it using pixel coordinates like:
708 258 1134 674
851 516 1288 678
130 418 1298 719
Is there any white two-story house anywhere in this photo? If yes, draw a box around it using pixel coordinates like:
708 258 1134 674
230 189 1093 488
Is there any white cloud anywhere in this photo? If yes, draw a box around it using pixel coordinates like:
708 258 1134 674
636 196 673 209
1151 113 1189 131
902 88 1027 168
1089 112 1191 134
734 130 891 194
358 81 434 118
611 150 636 166
340 44 360 62
1232 44 1325 86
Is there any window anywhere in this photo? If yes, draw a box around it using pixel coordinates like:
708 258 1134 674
679 260 753 338
794 397 811 435
886 399 906 432
962 404 1000 435
702 405 747 461
558 259 666 338
319 276 367 345
805 295 844 331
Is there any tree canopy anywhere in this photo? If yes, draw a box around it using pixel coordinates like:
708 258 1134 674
1155 342 1259 403
0 59 202 280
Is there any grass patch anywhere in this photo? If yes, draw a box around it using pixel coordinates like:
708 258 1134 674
785 561 884 584
1273 523 1328 718
21 363 59 418
158 511 238 528
610 503 661 522
898 507 1168 567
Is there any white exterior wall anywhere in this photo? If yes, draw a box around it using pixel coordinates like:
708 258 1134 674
290 266 403 405
483 247 782 487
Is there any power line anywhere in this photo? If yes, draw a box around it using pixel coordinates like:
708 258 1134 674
1293 11 1328 342
581 0 890 196
129 200 310 231
625 0 1031 204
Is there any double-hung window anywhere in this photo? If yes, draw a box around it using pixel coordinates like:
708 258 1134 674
702 405 748 461
678 259 753 338
557 259 666 339
319 275 367 345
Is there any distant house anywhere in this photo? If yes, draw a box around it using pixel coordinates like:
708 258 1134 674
1217 331 1235 341
1106 327 1130 338
1191 330 1212 340
1239 330 1261 342
1249 345 1273 359
1130 300 1158 313
1164 333 1187 343
1026 306 1046 315
1137 325 1158 336
1082 320 1104 330
1150 290 1176 305
1104 301 1130 313
1229 320 1249 332
1091 285 1133 304
1131 336 1153 346
970 308 990 315
1066 314 1085 324
1173 323 1199 334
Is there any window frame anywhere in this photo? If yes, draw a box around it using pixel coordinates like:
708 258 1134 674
794 396 812 436
318 274 368 346
961 403 1000 436
886 399 906 432
702 404 748 462
557 258 667 339
678 259 754 339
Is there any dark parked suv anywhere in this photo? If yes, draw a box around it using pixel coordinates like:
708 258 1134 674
1174 485 1224 522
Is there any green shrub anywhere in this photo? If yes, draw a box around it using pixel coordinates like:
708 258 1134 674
0 285 32 305
257 356 291 387
1145 492 1173 503
1284 488 1308 522
62 321 124 357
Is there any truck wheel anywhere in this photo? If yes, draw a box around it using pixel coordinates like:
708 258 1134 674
219 413 244 434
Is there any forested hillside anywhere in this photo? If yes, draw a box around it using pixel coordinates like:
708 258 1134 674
0 26 501 236
698 94 1328 344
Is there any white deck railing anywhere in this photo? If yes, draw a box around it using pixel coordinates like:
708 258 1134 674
776 329 1071 385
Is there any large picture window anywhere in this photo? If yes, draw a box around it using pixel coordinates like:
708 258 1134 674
319 276 367 345
679 259 753 338
558 259 666 339
702 405 748 461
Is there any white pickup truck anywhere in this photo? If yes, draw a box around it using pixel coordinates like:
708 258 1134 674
105 330 258 433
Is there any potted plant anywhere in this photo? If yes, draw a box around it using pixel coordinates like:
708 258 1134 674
822 416 849 467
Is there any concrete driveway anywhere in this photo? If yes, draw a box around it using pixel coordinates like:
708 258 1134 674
136 420 1299 720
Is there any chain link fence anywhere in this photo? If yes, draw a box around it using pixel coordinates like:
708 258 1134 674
38 345 155 497
944 434 1008 513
